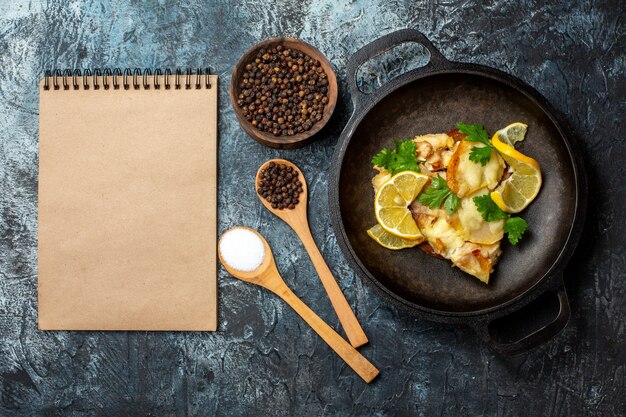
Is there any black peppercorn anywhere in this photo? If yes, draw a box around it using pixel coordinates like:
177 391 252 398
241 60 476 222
257 162 304 210
237 45 329 136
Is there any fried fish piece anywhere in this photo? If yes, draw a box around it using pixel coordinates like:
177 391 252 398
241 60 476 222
371 132 505 283
413 133 457 173
371 166 392 193
410 197 502 283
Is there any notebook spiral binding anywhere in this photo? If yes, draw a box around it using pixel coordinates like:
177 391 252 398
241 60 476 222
43 67 213 91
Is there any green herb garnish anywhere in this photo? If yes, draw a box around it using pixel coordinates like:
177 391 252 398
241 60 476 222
503 216 528 245
472 194 509 222
418 175 460 214
457 123 494 166
473 194 528 245
372 140 422 175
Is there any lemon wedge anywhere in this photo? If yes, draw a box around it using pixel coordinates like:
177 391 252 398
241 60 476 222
367 224 423 249
374 171 429 240
490 134 542 213
494 122 528 147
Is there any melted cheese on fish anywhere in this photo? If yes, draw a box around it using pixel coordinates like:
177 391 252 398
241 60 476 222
447 140 505 197
411 199 501 283
454 189 504 244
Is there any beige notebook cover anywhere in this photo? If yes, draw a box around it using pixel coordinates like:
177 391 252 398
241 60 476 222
38 71 218 331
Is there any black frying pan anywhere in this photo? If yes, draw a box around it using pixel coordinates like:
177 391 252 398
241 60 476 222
329 29 587 355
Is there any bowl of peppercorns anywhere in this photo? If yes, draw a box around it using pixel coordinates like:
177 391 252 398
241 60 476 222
230 37 338 149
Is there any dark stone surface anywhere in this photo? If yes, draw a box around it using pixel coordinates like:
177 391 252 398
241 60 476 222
0 1 624 416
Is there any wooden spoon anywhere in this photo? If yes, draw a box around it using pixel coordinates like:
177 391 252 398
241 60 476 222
255 159 369 348
218 227 379 383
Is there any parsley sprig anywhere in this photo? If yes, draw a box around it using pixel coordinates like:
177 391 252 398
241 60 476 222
418 176 460 214
503 217 528 245
472 194 528 245
372 140 422 175
457 123 494 166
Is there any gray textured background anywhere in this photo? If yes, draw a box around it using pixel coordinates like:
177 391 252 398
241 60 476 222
0 0 624 416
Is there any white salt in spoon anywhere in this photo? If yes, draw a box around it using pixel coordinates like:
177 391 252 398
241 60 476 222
218 226 379 383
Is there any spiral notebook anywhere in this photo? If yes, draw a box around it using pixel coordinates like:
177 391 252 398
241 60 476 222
38 68 218 331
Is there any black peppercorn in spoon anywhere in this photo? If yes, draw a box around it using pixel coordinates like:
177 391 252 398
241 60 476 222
255 159 369 348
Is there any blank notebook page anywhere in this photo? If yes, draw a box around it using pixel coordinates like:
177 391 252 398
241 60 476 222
38 74 218 331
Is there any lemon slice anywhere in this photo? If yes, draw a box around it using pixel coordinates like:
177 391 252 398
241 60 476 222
490 135 542 213
494 122 528 147
367 224 422 249
374 171 429 240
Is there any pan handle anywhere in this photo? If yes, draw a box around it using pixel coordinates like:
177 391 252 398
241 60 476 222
346 29 448 109
472 280 571 356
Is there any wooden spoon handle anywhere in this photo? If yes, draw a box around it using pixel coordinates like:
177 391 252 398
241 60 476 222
299 228 369 348
272 283 379 383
